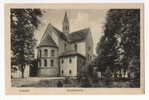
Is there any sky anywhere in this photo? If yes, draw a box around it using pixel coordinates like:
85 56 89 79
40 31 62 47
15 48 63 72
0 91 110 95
34 9 108 56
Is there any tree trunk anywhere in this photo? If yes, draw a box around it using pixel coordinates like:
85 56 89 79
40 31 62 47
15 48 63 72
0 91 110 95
21 65 25 78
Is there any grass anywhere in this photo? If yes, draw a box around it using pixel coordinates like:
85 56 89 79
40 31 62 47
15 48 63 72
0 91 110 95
11 77 132 88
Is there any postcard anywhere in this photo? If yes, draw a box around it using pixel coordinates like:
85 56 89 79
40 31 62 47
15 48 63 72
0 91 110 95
5 3 144 94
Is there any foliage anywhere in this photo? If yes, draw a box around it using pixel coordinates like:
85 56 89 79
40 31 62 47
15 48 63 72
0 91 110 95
96 9 140 86
11 9 42 78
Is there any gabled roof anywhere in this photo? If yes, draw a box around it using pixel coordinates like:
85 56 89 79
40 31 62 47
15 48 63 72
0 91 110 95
38 33 58 48
51 25 68 41
38 22 90 48
68 28 90 43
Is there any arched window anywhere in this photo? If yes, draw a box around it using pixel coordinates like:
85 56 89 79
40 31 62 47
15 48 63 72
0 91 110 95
69 70 72 75
51 50 55 57
62 70 64 75
67 26 69 30
69 58 72 63
61 59 64 64
44 49 48 57
74 44 77 51
51 59 54 66
44 59 47 67
88 46 91 51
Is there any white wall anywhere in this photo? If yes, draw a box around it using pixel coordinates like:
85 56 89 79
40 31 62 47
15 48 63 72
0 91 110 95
60 56 77 77
37 46 59 77
85 31 94 62
77 42 86 56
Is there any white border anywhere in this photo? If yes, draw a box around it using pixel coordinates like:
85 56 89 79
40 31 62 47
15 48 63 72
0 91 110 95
0 0 149 100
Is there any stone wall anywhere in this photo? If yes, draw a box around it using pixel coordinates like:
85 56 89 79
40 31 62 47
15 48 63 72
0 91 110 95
37 46 59 77
38 67 58 77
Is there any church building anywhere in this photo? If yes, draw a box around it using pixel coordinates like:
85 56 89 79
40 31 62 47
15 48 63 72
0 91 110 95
37 12 93 77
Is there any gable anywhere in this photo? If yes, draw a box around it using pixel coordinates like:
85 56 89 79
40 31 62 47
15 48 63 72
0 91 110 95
39 23 67 47
38 29 58 48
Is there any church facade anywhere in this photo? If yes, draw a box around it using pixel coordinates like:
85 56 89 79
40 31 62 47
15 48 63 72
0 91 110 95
37 12 93 77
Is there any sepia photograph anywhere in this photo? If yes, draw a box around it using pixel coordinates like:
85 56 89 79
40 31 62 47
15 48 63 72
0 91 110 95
5 3 144 94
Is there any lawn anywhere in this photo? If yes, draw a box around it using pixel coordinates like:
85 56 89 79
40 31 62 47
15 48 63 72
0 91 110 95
11 77 131 88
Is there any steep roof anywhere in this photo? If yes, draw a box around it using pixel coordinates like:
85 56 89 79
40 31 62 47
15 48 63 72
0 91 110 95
51 25 68 41
38 33 58 48
38 23 90 48
68 28 89 43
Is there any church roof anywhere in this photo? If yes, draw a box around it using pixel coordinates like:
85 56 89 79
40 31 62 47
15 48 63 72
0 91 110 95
68 28 89 43
50 25 89 43
38 33 58 48
59 50 86 59
38 23 90 48
51 25 68 41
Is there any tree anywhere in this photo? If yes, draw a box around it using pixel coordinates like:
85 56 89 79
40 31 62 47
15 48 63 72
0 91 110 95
11 9 42 78
96 31 118 73
96 9 140 86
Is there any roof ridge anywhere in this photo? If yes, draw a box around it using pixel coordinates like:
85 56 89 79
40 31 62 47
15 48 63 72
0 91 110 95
70 27 90 34
51 24 63 33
